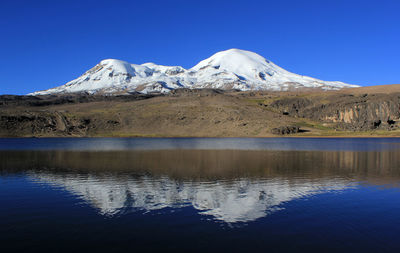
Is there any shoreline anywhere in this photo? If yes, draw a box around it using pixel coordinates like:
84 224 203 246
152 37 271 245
1 134 400 139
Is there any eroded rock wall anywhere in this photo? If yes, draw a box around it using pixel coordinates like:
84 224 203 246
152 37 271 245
269 93 400 130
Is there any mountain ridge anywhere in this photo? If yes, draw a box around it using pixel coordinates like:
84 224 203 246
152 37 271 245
30 49 359 95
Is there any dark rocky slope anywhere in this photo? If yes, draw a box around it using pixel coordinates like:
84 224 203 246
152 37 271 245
268 93 400 131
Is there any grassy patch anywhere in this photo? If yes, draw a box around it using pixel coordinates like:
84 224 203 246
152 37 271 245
244 99 267 105
297 120 333 131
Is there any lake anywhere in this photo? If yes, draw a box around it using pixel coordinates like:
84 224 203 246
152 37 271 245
1 138 400 252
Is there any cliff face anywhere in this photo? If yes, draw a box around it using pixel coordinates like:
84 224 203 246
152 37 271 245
269 93 400 131
1 88 400 137
325 101 400 130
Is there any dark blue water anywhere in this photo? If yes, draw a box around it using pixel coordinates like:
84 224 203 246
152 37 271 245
1 138 400 252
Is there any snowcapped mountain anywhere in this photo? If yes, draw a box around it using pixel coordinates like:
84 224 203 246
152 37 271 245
30 49 359 95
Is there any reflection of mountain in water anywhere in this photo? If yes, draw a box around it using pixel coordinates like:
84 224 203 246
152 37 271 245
30 173 349 223
3 148 400 223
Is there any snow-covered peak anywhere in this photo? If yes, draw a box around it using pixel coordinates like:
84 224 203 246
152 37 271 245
190 48 289 86
29 49 359 95
192 48 271 73
142 62 186 75
98 59 153 77
99 58 131 67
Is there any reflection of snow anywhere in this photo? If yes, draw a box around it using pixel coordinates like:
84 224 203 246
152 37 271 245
29 173 350 223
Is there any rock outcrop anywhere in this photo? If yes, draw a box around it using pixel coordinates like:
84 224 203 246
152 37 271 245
271 126 300 135
268 93 400 131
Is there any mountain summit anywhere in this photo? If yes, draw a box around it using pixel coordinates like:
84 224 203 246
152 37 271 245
30 49 359 95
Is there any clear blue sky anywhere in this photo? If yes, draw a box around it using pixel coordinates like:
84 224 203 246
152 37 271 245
1 0 399 95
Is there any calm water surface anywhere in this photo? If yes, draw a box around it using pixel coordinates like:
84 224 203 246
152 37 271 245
1 138 400 252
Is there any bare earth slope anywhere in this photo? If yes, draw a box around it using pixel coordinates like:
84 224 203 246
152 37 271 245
339 84 400 94
1 85 400 137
